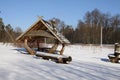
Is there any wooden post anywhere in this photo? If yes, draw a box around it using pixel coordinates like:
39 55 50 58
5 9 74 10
24 38 35 55
60 44 65 55
44 38 46 46
37 39 40 50
48 43 58 53
115 43 120 53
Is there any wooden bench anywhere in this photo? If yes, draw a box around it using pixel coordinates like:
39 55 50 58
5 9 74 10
108 43 120 63
36 51 72 63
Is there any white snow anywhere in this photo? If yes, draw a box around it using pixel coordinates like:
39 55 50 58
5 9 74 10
0 43 120 80
36 51 68 58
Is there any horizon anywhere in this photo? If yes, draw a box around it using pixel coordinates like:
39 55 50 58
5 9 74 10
0 0 120 31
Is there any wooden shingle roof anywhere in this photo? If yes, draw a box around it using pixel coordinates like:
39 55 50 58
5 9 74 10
16 18 70 44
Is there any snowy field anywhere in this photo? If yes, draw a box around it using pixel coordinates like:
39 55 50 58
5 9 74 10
0 43 120 80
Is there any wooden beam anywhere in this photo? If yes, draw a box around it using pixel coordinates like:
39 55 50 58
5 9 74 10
25 30 56 39
24 38 35 55
60 44 65 55
48 43 59 53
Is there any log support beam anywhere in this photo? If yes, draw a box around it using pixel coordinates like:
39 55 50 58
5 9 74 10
60 44 65 55
24 38 35 55
48 43 59 53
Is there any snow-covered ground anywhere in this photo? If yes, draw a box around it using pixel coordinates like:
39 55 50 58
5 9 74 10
0 43 120 80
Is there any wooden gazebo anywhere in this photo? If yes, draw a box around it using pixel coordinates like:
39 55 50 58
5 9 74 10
16 17 72 63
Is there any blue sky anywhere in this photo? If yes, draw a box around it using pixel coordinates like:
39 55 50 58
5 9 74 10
0 0 120 31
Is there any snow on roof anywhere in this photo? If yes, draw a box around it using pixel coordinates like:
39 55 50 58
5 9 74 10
16 18 70 44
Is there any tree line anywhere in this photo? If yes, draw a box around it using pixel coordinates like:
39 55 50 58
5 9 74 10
0 9 120 44
0 18 22 43
50 9 120 44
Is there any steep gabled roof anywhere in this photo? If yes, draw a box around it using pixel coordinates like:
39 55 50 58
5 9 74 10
16 18 70 44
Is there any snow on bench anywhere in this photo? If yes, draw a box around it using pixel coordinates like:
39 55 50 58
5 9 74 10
36 51 72 63
36 51 68 58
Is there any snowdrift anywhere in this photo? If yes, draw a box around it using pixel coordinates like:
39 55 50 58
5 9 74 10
0 43 120 80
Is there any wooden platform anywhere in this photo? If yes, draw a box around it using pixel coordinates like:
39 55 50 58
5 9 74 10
36 51 72 63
